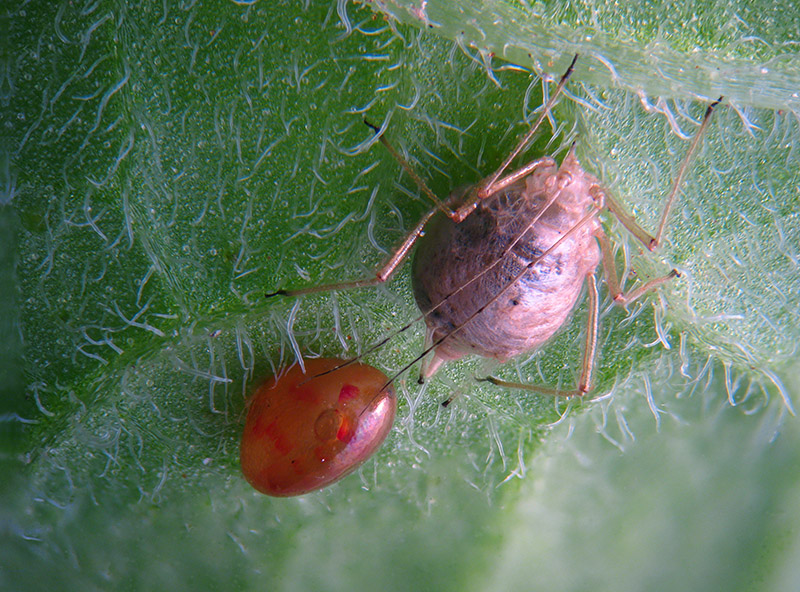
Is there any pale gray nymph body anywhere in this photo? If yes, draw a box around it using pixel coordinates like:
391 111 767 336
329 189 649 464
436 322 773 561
411 151 601 379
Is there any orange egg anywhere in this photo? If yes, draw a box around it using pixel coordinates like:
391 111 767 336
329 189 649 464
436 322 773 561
240 358 396 497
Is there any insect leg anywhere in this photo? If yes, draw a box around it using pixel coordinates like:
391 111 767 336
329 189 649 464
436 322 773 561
445 54 579 224
266 205 438 298
366 120 557 225
450 157 557 223
478 55 578 198
364 119 458 219
651 97 722 248
578 271 600 393
477 271 599 398
598 96 723 251
595 228 678 306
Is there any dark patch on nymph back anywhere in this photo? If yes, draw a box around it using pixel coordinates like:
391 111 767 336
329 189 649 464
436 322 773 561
417 184 568 293
482 194 566 290
455 190 559 270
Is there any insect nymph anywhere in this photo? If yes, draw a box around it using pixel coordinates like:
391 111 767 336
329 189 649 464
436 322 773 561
268 55 720 400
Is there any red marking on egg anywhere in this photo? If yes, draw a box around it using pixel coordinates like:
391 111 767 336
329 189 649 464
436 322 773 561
336 415 355 443
338 383 360 402
240 358 396 497
262 420 293 456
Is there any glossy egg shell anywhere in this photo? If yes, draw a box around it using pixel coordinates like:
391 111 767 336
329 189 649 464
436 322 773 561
240 358 396 497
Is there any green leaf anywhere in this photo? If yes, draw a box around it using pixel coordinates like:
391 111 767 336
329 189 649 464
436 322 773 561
4 1 800 590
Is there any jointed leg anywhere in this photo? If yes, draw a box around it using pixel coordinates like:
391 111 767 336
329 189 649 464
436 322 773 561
364 119 457 219
653 97 722 248
452 55 579 222
266 205 438 298
595 228 678 306
366 124 557 224
578 271 600 393
450 156 557 223
365 55 581 225
479 55 579 198
598 96 722 251
479 270 600 397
